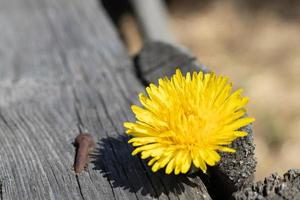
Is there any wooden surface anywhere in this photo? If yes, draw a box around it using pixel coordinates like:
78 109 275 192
1 0 297 199
0 0 212 199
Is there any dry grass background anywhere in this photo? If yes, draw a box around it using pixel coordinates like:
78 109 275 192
120 0 300 180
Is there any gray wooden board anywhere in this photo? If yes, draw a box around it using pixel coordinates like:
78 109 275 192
135 41 256 199
0 0 211 199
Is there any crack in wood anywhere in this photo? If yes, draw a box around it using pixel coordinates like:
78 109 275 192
75 175 86 200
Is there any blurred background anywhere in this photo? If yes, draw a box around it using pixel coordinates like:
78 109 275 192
103 0 300 180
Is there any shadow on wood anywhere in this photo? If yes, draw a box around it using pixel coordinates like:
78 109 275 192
91 135 203 198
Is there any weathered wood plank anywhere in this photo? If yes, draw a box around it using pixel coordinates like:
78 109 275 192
0 1 211 199
135 41 256 199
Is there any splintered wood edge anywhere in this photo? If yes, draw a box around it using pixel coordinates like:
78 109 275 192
135 41 256 198
232 169 300 200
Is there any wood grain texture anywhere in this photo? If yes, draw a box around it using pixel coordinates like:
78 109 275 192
0 0 211 199
135 41 256 199
232 169 300 200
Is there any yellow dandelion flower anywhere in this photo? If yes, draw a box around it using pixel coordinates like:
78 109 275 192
124 69 255 175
